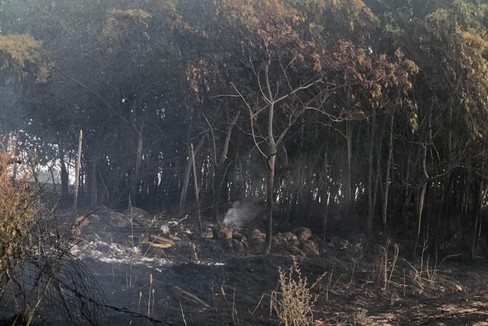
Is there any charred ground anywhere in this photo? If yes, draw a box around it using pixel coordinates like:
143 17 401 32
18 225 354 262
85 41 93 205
3 206 485 326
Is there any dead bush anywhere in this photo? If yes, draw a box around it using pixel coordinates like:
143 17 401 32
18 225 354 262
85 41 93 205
374 241 399 290
270 257 326 326
0 153 43 297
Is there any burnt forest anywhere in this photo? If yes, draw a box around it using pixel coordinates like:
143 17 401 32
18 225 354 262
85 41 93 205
0 0 487 325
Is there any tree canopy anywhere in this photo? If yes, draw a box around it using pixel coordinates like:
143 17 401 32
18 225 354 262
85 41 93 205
0 0 487 256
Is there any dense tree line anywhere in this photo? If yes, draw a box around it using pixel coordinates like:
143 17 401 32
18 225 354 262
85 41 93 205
0 0 487 256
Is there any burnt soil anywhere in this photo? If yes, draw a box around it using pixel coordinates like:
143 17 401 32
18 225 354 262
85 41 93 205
3 207 488 326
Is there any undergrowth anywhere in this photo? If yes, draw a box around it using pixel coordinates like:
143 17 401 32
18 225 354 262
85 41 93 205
0 153 43 298
270 257 326 326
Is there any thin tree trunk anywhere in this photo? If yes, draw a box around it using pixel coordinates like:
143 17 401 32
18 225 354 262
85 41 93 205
74 130 83 213
414 143 428 256
59 146 69 202
263 83 277 255
212 110 239 221
98 168 110 205
345 122 352 205
10 134 17 181
373 141 382 227
212 165 224 221
471 181 484 258
191 143 202 234
322 152 330 242
382 109 395 228
49 164 56 192
367 109 376 231
179 137 205 214
131 122 144 207
90 155 98 207
434 175 445 258
414 110 433 256
179 155 192 213
401 163 412 226
263 146 276 255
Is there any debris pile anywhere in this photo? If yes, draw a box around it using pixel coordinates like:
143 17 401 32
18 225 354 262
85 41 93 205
68 207 324 266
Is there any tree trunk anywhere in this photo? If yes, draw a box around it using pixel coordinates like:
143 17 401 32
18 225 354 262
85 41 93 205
59 146 70 202
414 143 428 257
10 134 17 181
49 164 56 192
322 152 330 242
470 181 484 258
74 130 83 213
212 165 224 221
401 162 412 227
131 122 144 207
263 146 276 255
382 109 395 228
433 172 455 259
191 143 203 234
367 109 376 231
263 85 277 255
179 155 192 214
179 136 205 214
373 140 382 229
345 122 352 205
414 110 433 256
90 155 98 207
211 110 239 221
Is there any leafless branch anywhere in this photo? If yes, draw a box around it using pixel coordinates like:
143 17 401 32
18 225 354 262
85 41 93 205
231 82 268 159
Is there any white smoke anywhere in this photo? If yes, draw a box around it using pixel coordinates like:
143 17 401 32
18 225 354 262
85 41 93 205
222 201 263 228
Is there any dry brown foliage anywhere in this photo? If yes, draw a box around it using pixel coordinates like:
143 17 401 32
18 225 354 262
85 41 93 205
0 153 42 296
270 257 326 326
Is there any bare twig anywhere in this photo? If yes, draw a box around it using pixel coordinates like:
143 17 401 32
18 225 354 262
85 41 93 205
180 301 188 326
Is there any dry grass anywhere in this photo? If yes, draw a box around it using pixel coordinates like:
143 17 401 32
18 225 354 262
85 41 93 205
0 153 43 297
270 257 326 326
375 241 399 290
404 242 438 294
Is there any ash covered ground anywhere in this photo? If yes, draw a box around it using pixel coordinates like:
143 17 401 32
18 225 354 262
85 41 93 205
2 206 488 325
